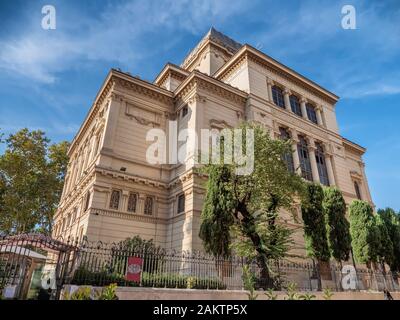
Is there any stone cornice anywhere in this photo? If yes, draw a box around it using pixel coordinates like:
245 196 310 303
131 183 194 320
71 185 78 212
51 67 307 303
68 69 174 157
114 73 174 105
68 73 114 156
342 137 366 154
214 45 339 105
181 36 238 71
154 63 190 87
95 166 169 189
174 71 248 106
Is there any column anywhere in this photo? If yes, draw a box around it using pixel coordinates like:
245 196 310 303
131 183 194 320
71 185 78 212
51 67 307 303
316 105 324 126
69 158 77 188
300 97 308 120
87 134 97 164
81 144 89 174
325 153 336 186
283 89 291 112
102 94 122 152
267 78 274 102
290 129 301 175
308 139 320 183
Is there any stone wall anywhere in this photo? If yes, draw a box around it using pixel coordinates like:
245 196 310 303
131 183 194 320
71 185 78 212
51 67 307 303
62 285 400 300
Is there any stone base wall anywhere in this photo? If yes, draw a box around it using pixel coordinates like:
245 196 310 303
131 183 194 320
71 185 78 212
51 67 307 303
62 285 400 300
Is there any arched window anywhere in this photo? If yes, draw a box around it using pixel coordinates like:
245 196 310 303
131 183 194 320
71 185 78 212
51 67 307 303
354 181 362 200
306 103 318 124
127 192 138 213
297 136 313 181
289 95 302 117
109 190 121 210
315 143 329 186
272 86 285 108
144 196 154 215
279 127 295 173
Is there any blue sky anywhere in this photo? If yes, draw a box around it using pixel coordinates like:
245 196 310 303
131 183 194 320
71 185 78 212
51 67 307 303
0 0 399 210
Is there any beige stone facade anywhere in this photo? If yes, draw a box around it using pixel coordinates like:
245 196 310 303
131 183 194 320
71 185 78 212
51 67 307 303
52 28 373 256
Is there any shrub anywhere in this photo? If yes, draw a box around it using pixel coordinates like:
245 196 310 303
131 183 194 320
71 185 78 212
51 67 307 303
97 283 119 300
67 286 92 300
71 267 226 290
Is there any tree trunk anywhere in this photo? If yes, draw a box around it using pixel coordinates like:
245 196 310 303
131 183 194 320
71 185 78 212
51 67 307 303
237 202 272 289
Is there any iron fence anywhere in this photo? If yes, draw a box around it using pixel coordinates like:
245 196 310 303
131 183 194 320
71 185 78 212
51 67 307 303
0 234 78 299
67 239 400 292
1 234 400 298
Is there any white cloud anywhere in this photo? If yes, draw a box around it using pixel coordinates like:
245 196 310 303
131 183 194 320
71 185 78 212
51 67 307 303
0 0 247 83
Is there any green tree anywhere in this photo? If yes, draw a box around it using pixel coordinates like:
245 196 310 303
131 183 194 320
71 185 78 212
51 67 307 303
323 187 352 266
375 214 393 273
377 208 400 273
110 236 163 274
302 183 330 262
349 200 380 267
199 123 305 287
0 128 69 235
199 165 234 258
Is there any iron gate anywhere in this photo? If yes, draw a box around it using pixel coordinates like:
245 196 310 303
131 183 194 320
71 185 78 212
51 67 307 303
0 233 78 300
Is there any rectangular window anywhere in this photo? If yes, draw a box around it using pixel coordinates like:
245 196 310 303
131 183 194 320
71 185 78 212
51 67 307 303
181 105 188 118
315 143 329 186
354 181 362 200
84 192 91 212
109 190 121 210
272 86 285 108
127 192 138 212
297 137 313 181
306 103 318 124
144 196 153 215
290 95 302 117
279 127 295 173
177 194 185 214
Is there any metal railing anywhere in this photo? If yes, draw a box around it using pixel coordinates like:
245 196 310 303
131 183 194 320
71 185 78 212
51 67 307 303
67 239 400 292
1 234 399 296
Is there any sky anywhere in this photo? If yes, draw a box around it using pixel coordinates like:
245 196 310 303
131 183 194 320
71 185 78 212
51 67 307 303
0 0 399 211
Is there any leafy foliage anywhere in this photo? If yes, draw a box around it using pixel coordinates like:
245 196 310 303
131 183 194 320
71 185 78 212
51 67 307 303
72 267 226 289
284 282 299 300
322 288 334 300
377 208 400 272
110 236 163 273
298 292 316 300
301 183 330 262
242 265 258 300
66 287 92 300
199 123 305 285
199 165 234 258
375 213 394 269
323 187 352 263
264 288 278 300
0 128 69 234
97 283 119 300
349 200 380 265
